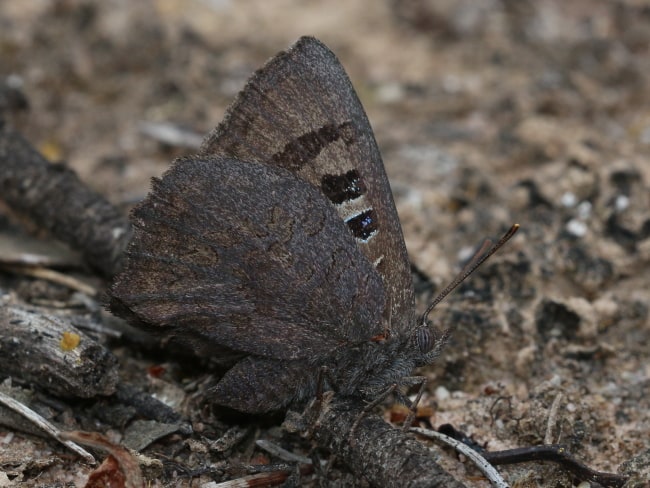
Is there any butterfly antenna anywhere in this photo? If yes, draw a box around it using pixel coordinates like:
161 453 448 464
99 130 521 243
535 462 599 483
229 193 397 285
420 224 519 326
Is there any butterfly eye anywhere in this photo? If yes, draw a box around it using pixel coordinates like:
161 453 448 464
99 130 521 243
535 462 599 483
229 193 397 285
415 327 434 353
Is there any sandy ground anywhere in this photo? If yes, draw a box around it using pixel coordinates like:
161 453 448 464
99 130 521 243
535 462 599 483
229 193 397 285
1 0 649 486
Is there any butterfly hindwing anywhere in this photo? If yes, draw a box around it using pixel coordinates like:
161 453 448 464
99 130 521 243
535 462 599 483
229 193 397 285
109 156 386 360
200 36 415 335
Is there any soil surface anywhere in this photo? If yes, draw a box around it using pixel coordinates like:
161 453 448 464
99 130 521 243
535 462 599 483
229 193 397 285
1 1 649 486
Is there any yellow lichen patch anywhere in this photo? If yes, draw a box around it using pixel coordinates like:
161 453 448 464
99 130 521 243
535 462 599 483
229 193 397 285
60 331 81 351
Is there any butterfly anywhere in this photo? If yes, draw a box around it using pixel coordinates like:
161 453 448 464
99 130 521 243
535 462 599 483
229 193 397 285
108 36 516 413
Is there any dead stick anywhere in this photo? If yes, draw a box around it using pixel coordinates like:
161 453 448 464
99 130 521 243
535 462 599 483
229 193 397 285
0 301 118 398
0 120 131 277
311 399 466 487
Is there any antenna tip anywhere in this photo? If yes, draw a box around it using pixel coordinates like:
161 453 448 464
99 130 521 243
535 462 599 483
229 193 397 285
506 223 520 238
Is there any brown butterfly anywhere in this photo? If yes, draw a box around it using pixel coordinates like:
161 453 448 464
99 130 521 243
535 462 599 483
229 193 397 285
109 37 517 413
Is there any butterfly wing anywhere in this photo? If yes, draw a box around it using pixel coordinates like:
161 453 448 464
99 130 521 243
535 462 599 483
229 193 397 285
109 156 386 360
200 36 415 336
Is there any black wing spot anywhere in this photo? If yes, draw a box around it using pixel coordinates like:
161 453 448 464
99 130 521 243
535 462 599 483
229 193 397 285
346 209 378 241
321 169 367 205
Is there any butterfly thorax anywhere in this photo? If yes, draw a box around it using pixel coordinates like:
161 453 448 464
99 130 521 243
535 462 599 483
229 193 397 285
323 325 442 400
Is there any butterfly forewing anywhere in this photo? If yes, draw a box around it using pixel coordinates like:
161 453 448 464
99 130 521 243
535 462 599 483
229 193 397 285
200 36 415 335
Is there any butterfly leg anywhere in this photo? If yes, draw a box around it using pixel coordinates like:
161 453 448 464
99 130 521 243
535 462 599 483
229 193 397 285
309 449 337 488
348 383 398 445
315 365 328 400
306 366 335 436
284 366 333 437
401 378 427 431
